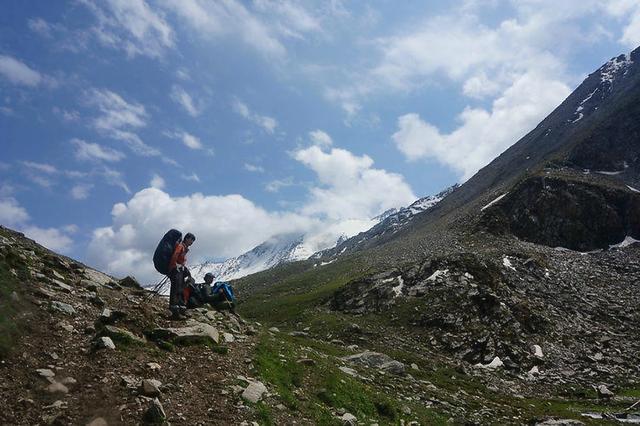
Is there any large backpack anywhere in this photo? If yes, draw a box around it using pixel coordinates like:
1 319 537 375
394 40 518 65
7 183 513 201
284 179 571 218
153 229 182 275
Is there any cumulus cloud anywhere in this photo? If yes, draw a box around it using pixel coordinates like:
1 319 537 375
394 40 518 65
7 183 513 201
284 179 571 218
293 145 416 220
71 138 125 162
170 85 201 117
232 98 277 133
265 177 294 193
0 196 74 252
0 55 45 87
22 226 74 252
82 0 174 58
87 188 313 282
0 197 30 226
392 72 570 180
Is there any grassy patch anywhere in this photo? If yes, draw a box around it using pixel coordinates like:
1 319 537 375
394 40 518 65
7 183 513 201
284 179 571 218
0 255 29 358
254 334 304 409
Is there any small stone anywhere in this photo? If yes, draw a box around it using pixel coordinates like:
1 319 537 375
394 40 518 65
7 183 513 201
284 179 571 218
95 336 116 350
89 295 106 307
340 412 357 425
147 362 161 371
268 327 280 333
44 400 66 410
596 384 614 398
401 405 412 415
339 366 358 377
528 366 540 376
297 358 316 366
276 404 286 411
10 291 20 303
223 332 235 343
142 398 166 424
61 377 77 385
141 379 162 397
37 368 56 378
411 363 419 371
46 382 69 394
533 344 544 358
86 417 109 426
241 381 267 403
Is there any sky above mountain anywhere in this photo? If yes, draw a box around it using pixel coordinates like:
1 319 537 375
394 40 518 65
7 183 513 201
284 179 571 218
1 0 639 283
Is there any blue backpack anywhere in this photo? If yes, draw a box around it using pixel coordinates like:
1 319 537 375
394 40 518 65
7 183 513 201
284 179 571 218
211 281 235 302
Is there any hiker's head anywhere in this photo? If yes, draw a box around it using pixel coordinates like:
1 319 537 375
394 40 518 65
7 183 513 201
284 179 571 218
183 232 196 246
204 272 214 284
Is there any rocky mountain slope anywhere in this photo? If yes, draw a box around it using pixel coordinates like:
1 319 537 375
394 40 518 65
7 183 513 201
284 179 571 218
232 48 640 424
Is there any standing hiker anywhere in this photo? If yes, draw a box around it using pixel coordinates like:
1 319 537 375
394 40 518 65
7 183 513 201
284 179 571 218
168 232 196 319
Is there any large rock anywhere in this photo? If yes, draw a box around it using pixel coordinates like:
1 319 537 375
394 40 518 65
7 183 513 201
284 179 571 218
50 301 76 316
341 351 406 375
148 321 219 345
241 381 267 403
119 275 142 289
142 398 166 424
141 379 162 397
94 336 116 350
99 325 145 345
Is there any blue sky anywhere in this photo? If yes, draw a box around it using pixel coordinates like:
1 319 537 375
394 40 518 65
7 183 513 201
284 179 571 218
1 0 639 282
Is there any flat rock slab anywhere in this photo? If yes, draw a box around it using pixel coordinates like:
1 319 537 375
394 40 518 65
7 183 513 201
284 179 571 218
149 321 220 345
341 351 406 375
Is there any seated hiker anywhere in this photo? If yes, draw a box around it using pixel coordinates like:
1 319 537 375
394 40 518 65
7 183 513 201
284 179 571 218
208 279 236 311
168 232 196 319
184 274 204 309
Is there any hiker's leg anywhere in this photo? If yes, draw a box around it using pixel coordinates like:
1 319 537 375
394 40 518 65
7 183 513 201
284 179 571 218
169 269 183 312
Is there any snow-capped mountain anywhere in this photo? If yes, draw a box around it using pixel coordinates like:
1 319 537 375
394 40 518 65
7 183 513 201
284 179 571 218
313 184 458 260
191 186 456 281
190 233 308 282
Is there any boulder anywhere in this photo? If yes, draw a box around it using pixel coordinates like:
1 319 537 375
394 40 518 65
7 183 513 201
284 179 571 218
341 351 406 375
45 382 69 394
142 398 166 424
94 336 116 351
241 381 267 403
141 379 162 397
340 413 357 425
99 325 145 345
119 276 142 289
50 301 76 316
148 321 219 345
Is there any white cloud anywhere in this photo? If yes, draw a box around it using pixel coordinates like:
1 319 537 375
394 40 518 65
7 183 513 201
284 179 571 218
0 196 74 252
309 129 333 147
22 161 58 174
150 173 165 189
71 138 125 162
293 145 416 220
22 226 74 253
28 18 54 38
87 187 312 282
162 0 287 58
181 132 203 150
392 72 570 180
244 163 265 173
232 98 278 133
265 177 294 193
0 55 44 87
82 0 174 58
170 85 201 117
181 173 201 183
101 167 131 194
0 197 30 226
70 184 93 200
87 88 161 157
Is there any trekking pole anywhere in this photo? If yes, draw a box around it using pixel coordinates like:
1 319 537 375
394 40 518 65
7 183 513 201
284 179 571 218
144 276 169 302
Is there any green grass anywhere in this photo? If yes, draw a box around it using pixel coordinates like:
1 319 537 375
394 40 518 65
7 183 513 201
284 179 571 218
0 253 30 358
252 332 449 425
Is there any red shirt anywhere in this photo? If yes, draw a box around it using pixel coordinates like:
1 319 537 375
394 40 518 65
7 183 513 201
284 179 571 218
168 242 189 271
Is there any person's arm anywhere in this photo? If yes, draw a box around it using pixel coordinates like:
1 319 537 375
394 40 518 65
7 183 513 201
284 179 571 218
168 243 183 272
